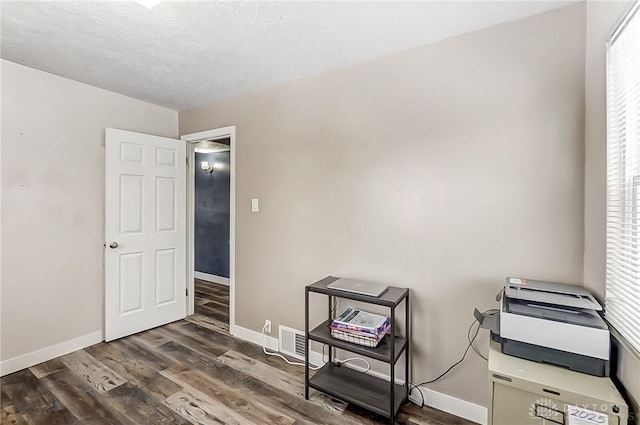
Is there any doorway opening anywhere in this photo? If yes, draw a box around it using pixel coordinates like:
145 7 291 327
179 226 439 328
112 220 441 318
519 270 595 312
193 138 230 324
182 126 236 335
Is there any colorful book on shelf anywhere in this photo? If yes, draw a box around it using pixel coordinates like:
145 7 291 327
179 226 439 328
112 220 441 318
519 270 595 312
330 322 391 339
331 308 389 335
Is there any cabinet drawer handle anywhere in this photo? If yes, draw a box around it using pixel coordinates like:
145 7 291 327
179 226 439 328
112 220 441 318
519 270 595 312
492 374 512 382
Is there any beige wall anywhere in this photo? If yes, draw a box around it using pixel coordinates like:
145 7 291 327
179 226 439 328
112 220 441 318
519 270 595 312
584 0 640 417
180 4 586 406
0 60 178 361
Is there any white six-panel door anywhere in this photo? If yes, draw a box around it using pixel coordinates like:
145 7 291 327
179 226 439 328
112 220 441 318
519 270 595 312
105 128 186 341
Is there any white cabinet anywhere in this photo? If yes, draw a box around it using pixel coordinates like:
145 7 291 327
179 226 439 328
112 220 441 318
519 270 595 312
488 341 628 425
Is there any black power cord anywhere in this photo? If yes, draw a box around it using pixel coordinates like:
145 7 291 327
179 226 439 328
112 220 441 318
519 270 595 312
408 382 425 408
415 319 481 386
412 309 498 400
469 324 487 360
469 309 498 361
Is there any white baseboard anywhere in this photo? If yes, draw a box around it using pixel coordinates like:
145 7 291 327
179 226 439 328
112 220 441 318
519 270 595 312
0 330 104 377
194 271 229 286
308 348 324 367
232 324 486 424
233 324 279 351
419 386 486 424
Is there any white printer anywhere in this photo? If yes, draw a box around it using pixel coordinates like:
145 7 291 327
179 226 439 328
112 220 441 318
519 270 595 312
496 277 610 377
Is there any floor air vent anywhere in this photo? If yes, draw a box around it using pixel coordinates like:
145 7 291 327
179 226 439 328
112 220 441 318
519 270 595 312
279 325 305 360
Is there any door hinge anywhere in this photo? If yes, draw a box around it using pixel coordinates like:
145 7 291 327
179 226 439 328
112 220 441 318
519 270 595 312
186 288 189 296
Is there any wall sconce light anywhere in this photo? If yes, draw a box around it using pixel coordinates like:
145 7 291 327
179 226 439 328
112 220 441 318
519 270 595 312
133 0 163 9
200 161 214 173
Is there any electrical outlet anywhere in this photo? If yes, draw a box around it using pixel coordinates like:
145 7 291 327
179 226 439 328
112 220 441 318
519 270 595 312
264 319 271 334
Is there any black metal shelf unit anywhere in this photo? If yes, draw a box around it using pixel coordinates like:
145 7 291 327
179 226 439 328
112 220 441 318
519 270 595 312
305 276 410 424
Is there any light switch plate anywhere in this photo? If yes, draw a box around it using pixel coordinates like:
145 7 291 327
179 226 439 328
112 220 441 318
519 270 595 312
251 198 259 212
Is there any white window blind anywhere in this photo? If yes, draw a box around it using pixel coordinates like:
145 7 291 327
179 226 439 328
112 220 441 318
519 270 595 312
606 1 640 354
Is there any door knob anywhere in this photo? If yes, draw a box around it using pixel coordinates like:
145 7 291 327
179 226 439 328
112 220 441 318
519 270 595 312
109 242 119 249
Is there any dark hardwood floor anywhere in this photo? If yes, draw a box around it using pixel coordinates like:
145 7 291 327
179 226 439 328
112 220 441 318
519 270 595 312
194 279 229 324
0 286 476 425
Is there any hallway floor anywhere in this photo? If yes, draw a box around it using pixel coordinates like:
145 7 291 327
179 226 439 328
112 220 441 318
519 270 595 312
194 279 229 324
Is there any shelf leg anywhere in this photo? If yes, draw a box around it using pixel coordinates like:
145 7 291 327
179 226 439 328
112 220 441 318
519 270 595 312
305 287 310 400
390 305 396 424
405 294 410 405
328 295 333 364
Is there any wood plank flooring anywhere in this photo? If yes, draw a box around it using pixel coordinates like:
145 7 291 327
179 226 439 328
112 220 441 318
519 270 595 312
1 286 477 425
194 279 229 324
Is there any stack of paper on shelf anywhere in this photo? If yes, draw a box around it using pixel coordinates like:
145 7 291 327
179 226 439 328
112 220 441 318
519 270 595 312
330 308 390 348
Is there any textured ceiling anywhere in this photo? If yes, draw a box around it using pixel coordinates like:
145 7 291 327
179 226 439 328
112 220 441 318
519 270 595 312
1 1 576 111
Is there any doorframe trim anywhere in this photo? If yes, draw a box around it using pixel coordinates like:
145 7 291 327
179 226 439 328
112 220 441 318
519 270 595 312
181 126 236 335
